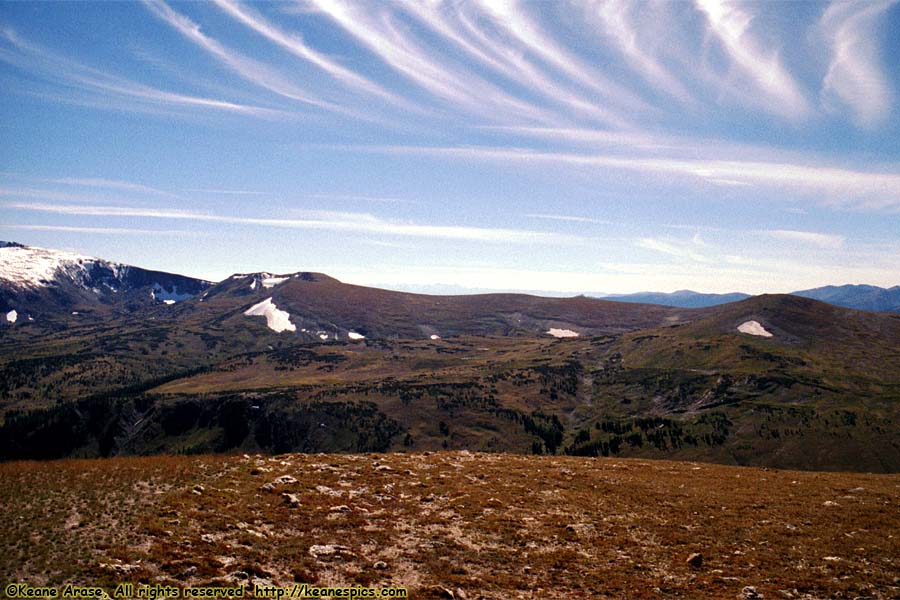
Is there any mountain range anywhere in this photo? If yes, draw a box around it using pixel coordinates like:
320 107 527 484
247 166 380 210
1 241 899 472
601 286 900 311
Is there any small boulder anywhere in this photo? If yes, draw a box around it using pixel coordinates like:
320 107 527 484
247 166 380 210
373 561 388 570
686 552 703 568
739 586 763 600
282 493 301 508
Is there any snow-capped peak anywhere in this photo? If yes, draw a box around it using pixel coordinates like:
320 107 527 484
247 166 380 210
0 243 108 289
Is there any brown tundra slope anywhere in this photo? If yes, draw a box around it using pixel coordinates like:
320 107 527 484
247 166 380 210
2 452 898 599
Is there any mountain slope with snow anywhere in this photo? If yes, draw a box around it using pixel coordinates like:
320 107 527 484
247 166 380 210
0 242 211 322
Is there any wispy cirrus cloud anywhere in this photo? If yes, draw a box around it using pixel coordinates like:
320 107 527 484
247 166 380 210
526 213 614 225
304 0 556 124
0 28 279 118
49 177 177 197
211 0 408 110
581 0 695 104
142 0 334 111
1 224 201 236
819 0 898 128
4 202 586 245
363 144 900 211
695 0 810 119
761 229 845 249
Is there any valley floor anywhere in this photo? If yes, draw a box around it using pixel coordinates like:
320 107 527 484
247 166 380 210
2 452 898 599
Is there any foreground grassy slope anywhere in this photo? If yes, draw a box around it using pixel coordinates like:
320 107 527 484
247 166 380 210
2 452 898 599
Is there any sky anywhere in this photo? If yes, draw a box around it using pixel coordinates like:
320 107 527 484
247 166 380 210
1 0 899 295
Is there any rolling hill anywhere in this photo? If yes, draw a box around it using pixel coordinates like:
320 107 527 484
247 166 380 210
2 242 899 472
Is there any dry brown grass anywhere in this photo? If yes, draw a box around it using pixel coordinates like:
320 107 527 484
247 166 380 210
2 452 898 599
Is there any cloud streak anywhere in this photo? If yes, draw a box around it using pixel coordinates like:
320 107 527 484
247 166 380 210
0 28 279 118
5 202 587 245
367 144 900 211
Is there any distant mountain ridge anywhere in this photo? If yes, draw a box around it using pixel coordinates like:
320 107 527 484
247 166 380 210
602 286 900 312
791 284 900 313
601 290 752 308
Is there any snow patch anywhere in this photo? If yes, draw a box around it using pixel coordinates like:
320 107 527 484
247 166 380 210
547 328 579 338
243 297 296 333
262 276 288 288
738 320 773 337
347 331 365 340
6 310 17 323
151 283 193 303
430 334 441 340
250 280 257 290
319 333 329 340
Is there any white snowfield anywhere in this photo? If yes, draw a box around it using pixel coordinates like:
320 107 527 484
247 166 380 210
0 245 97 288
347 331 365 340
6 310 17 323
547 328 579 338
262 276 288 288
738 320 773 337
243 297 296 333
430 334 441 340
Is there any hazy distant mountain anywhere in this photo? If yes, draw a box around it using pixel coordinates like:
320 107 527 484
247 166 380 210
601 290 752 308
602 286 900 312
791 284 900 313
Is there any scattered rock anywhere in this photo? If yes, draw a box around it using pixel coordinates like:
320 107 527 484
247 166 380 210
309 544 352 559
182 566 197 577
849 487 865 493
191 485 204 495
739 586 763 599
282 493 301 508
373 561 388 570
231 571 249 580
455 589 468 600
329 504 351 513
822 500 839 507
273 475 298 485
686 552 703 568
99 562 141 575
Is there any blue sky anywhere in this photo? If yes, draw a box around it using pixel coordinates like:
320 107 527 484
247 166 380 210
1 0 898 294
